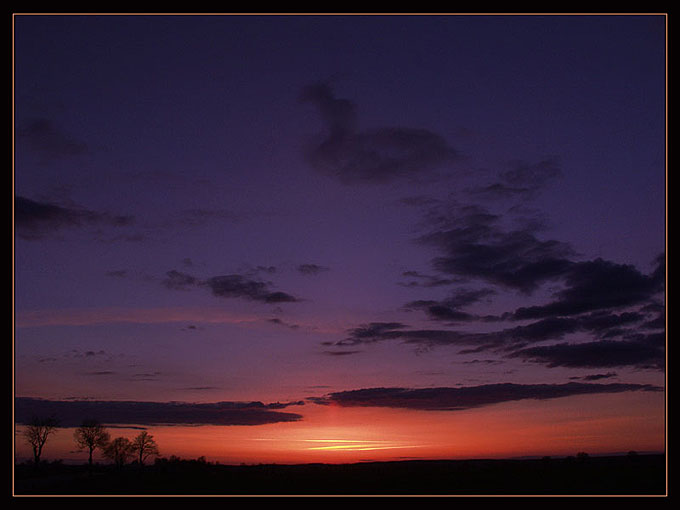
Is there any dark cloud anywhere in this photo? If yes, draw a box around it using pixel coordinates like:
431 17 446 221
83 371 116 376
301 82 458 184
265 401 306 410
17 118 88 161
15 196 134 240
574 311 646 334
67 349 109 360
297 263 330 275
509 336 665 369
162 270 199 291
417 204 575 294
404 288 496 322
15 397 304 428
83 350 107 358
404 300 476 322
161 269 300 304
639 302 665 330
322 350 363 356
205 275 299 303
512 257 665 320
337 311 662 369
570 372 618 381
341 322 410 345
130 371 163 381
413 202 665 363
309 382 661 411
338 318 582 350
472 183 533 200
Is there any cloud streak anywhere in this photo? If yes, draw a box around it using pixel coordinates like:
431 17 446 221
470 158 562 201
15 397 304 427
336 310 663 369
309 382 662 411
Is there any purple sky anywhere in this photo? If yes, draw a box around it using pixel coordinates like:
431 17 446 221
13 14 665 462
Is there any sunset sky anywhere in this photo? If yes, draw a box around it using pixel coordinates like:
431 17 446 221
13 14 666 465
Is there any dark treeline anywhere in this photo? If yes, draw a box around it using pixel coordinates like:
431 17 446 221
19 417 159 470
14 452 666 495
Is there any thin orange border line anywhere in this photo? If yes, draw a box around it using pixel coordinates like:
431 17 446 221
11 12 668 498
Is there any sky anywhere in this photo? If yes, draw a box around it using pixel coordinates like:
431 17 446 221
13 14 666 466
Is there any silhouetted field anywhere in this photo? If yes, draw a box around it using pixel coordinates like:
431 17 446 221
14 454 666 496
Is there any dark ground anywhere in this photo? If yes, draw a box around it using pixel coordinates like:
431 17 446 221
13 453 666 496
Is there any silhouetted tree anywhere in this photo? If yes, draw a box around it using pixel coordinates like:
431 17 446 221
103 437 133 468
73 419 110 468
576 451 590 463
22 416 59 466
131 430 159 466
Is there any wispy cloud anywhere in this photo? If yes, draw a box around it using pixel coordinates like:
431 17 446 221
159 270 301 304
416 203 575 294
469 157 562 201
349 195 665 371
15 196 134 240
267 318 300 330
404 288 496 322
510 256 665 320
301 82 458 184
17 118 88 162
309 382 662 411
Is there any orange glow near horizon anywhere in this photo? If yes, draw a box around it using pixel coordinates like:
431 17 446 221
14 391 665 466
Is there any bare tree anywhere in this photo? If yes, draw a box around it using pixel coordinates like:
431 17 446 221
73 419 110 467
22 416 59 466
103 437 133 468
131 430 159 466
